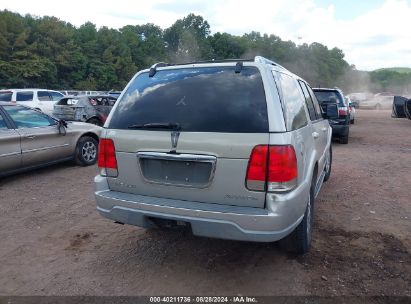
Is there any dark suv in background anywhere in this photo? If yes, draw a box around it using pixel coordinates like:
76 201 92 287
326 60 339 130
313 88 350 144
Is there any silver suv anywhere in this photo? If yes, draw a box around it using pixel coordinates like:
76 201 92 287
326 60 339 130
95 56 335 254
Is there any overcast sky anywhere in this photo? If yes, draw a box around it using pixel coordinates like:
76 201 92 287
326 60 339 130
2 0 411 70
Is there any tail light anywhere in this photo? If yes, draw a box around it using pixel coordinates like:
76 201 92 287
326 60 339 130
98 138 118 177
338 106 348 116
246 145 298 192
246 145 268 191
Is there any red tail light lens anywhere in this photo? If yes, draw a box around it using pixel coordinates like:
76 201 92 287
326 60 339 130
246 145 298 192
338 108 348 116
98 138 118 177
246 145 268 191
268 146 298 182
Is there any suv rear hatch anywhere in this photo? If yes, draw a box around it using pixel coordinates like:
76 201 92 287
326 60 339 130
103 65 270 208
313 89 349 123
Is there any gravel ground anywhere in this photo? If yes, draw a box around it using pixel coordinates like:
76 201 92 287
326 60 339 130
0 110 410 296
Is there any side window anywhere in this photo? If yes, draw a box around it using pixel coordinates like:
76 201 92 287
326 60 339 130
4 106 55 128
50 91 64 101
0 91 13 101
306 86 323 118
16 91 34 101
38 91 52 101
276 72 308 130
298 81 317 121
0 112 8 129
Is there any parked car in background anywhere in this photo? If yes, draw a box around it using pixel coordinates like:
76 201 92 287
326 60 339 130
53 95 117 126
0 103 101 177
0 89 64 115
347 92 373 108
78 91 107 96
59 90 108 96
346 96 356 124
313 88 350 144
359 94 394 110
95 56 336 254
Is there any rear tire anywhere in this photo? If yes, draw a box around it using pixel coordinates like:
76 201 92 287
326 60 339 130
279 175 315 254
350 118 355 124
340 134 349 144
323 145 332 182
75 136 98 166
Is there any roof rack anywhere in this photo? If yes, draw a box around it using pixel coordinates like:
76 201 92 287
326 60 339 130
147 56 287 74
173 58 254 66
149 62 169 77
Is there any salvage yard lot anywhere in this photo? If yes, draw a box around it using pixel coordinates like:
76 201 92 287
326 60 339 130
0 110 410 296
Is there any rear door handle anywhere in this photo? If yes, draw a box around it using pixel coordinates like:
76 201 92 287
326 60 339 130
312 132 319 139
26 135 36 139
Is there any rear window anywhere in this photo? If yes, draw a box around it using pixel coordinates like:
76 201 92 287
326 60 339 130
313 90 344 106
109 66 268 133
16 91 34 101
56 98 80 105
88 97 116 106
0 91 12 101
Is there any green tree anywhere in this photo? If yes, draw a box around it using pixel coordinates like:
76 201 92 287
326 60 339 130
164 13 212 62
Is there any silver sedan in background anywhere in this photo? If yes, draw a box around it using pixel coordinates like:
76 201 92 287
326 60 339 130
0 102 101 177
359 94 394 110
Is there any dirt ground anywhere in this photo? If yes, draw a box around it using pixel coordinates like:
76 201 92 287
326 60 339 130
0 110 410 296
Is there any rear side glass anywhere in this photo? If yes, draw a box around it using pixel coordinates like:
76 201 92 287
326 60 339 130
298 81 317 121
109 67 268 133
16 91 34 101
38 91 52 101
0 91 12 101
275 72 308 131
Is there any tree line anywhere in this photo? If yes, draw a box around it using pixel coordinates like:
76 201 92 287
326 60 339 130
0 10 409 94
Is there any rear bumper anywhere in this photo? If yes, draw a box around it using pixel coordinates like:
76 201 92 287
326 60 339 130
94 175 309 242
330 124 349 137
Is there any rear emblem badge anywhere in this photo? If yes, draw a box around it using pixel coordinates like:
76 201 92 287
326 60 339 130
171 130 180 151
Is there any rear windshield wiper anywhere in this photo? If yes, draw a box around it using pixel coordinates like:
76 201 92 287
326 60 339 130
127 122 181 130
